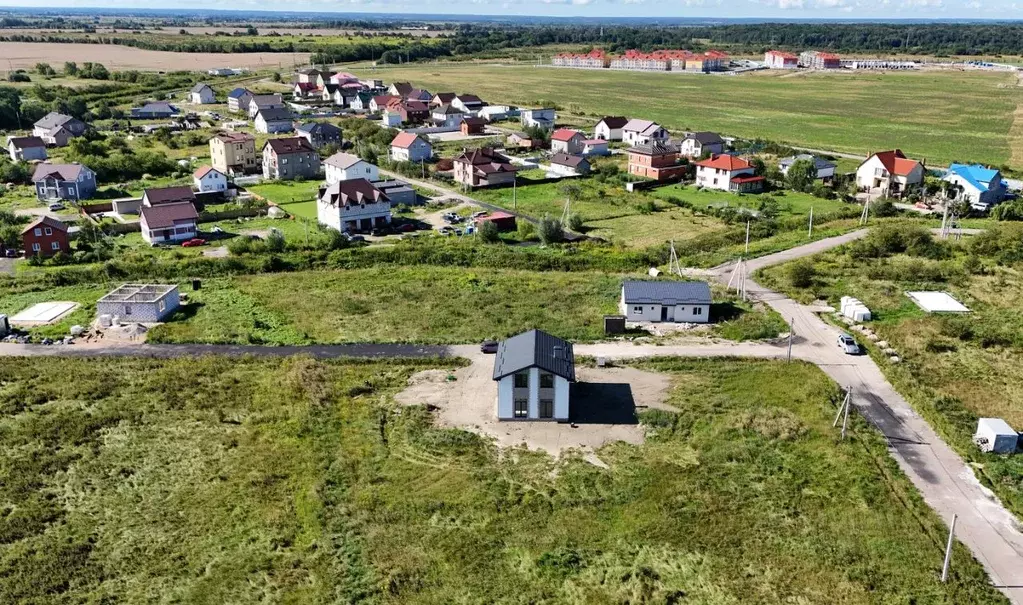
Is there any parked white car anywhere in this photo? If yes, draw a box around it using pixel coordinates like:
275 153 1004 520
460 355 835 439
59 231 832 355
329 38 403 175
838 333 861 355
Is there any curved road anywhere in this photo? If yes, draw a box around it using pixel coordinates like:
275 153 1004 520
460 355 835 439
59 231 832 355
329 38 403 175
1 229 1021 601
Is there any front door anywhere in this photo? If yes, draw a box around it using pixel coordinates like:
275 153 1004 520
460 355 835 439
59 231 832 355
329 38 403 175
539 399 554 419
660 306 668 322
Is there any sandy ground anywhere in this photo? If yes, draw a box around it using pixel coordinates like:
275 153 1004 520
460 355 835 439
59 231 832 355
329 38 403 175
0 42 310 71
414 200 479 230
395 351 674 460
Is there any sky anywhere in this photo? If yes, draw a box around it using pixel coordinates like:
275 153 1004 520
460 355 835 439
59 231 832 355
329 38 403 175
0 0 1018 20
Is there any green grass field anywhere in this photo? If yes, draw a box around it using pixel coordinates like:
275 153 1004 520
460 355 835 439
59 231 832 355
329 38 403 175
374 64 1023 168
0 356 1003 603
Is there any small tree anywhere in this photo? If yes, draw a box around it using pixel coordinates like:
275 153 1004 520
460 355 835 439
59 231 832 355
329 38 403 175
537 215 564 245
477 219 500 243
35 63 55 76
787 259 816 289
786 158 818 193
63 61 79 76
749 156 766 177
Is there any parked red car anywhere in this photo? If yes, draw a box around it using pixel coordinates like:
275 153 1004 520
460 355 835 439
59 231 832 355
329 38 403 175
181 238 206 247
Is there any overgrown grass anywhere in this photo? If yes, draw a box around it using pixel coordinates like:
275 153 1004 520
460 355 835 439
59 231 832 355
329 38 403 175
758 222 1023 518
0 356 1004 602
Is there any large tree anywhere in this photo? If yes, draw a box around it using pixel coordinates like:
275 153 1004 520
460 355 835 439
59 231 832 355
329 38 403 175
786 158 818 193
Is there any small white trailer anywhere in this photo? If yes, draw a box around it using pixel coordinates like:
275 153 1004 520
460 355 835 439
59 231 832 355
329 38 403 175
974 418 1019 454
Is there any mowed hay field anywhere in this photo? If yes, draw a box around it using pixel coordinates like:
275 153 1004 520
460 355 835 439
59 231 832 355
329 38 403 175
0 42 310 71
0 356 1004 603
372 63 1023 168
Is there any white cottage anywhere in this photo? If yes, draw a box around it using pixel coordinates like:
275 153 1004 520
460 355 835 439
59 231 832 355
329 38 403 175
324 152 378 185
193 166 228 193
493 329 575 421
620 280 712 323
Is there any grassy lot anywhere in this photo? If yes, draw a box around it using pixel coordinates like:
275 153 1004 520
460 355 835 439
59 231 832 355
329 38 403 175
757 222 1023 517
652 184 850 217
374 64 1022 168
248 181 321 205
144 266 785 345
148 267 624 344
0 356 1002 602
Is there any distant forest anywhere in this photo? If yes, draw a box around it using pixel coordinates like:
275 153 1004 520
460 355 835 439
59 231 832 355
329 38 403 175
450 24 1023 57
3 20 1023 61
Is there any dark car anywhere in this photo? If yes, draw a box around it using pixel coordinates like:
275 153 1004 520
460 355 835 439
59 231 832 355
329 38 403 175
399 223 416 233
480 340 499 354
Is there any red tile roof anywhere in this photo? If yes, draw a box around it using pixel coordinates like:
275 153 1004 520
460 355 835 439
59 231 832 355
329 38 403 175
766 50 798 59
696 154 753 171
391 132 422 149
730 175 765 184
873 149 921 176
551 128 582 142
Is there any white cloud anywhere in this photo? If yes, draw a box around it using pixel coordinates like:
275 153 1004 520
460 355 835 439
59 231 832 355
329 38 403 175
966 0 982 7
777 0 805 7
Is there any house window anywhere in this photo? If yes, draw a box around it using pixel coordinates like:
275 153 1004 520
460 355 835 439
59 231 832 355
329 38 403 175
539 399 554 418
51 241 60 251
539 373 554 389
282 158 288 164
694 307 703 316
158 300 166 313
513 398 528 418
32 243 40 252
124 305 132 315
44 227 52 236
632 306 643 313
513 372 529 389
34 228 41 236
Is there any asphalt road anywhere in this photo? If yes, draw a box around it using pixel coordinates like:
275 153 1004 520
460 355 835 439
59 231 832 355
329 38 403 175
1 228 1021 601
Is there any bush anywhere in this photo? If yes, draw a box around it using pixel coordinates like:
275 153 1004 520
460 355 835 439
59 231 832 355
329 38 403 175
787 259 816 288
477 220 500 243
536 215 564 245
265 231 286 253
567 213 584 232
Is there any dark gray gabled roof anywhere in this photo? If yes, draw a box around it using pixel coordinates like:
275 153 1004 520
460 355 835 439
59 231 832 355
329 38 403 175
493 329 575 382
622 280 712 305
684 131 724 145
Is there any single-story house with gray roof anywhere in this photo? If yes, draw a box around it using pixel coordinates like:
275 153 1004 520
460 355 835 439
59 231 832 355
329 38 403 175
493 329 575 421
620 280 712 323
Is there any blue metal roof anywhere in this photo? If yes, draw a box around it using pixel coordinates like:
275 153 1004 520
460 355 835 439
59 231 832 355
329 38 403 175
946 163 1000 193
227 87 251 99
622 280 712 305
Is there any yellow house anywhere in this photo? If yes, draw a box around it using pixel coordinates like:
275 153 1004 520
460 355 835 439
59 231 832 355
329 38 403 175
209 132 258 176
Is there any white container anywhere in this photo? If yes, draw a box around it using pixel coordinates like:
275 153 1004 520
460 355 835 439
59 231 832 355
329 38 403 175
98 314 112 328
974 418 1018 454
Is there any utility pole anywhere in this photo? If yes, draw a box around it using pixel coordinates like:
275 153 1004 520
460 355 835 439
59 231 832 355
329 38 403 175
513 177 517 210
941 513 958 583
744 220 750 254
787 317 794 362
808 206 814 237
859 198 871 225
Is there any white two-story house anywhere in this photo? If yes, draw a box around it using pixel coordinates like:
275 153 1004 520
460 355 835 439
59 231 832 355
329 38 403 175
492 329 575 422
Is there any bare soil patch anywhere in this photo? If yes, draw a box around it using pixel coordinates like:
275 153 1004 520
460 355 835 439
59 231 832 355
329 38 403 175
395 353 674 459
0 42 310 71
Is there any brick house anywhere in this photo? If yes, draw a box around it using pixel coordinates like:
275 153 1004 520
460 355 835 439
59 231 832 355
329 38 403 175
627 142 686 181
21 216 68 258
